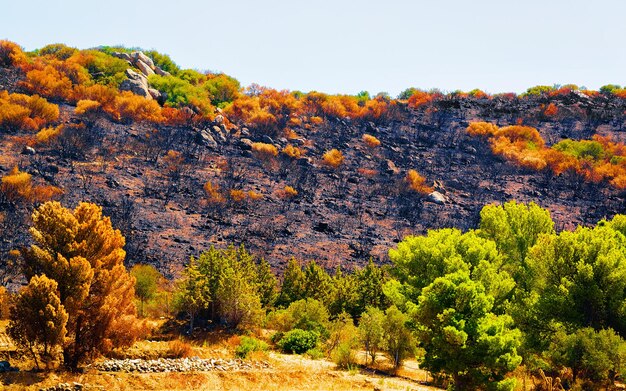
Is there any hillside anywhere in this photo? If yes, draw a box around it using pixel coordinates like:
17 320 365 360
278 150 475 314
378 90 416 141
1 41 626 279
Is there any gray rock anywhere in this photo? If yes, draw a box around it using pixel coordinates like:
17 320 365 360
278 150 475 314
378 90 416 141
112 52 132 62
135 59 155 77
154 66 170 76
427 191 447 205
131 51 155 70
21 146 36 155
196 131 218 149
214 115 224 124
148 88 162 100
383 159 398 175
120 69 151 99
239 138 253 151
261 135 274 144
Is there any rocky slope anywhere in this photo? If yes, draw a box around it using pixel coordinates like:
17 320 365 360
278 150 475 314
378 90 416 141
1 65 626 278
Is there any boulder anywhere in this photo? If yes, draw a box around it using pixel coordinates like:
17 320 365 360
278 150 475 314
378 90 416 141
131 51 155 70
154 66 170 76
135 59 155 77
382 159 399 175
21 146 36 155
120 69 152 99
148 88 162 100
112 52 132 62
239 138 254 151
427 191 447 205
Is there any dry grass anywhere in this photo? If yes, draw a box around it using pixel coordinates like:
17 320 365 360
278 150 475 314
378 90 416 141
0 320 442 391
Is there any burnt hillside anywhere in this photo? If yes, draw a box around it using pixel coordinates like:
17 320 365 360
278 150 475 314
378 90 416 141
1 54 626 279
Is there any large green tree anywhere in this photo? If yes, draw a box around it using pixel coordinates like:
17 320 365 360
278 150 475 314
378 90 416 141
416 271 522 390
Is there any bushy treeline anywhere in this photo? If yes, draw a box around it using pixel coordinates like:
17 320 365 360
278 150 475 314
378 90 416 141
170 201 626 390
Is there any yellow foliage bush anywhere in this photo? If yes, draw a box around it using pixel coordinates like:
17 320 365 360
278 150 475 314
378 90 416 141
322 149 344 168
75 99 101 115
0 167 62 203
282 144 303 159
362 134 381 148
230 189 247 203
252 142 278 160
204 181 225 205
405 169 432 195
466 122 499 137
0 90 59 131
110 91 163 123
35 125 63 145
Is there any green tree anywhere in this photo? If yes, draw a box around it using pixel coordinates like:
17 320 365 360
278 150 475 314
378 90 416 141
193 245 263 329
20 202 138 370
548 327 626 386
276 257 305 308
479 201 554 289
382 305 415 370
527 225 626 335
328 267 359 317
390 229 514 312
358 306 384 365
415 271 522 390
256 257 278 308
175 257 210 334
8 275 68 369
131 264 161 317
354 259 389 314
302 261 333 306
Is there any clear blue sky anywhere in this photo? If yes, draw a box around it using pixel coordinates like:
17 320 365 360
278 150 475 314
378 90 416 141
2 0 625 97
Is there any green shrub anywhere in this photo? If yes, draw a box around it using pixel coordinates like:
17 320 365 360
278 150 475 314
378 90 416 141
305 348 324 360
235 336 268 358
332 341 357 369
278 329 319 354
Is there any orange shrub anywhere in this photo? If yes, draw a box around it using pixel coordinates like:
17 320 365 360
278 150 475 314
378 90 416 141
110 91 163 123
22 65 74 100
0 91 59 131
75 99 101 115
544 103 558 117
0 40 27 68
1 167 62 203
230 189 247 203
276 185 298 200
407 90 433 108
247 190 263 201
466 122 499 137
405 169 432 194
322 149 344 168
204 181 225 205
309 116 324 125
362 134 381 148
252 142 278 160
282 144 303 159
35 125 63 145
